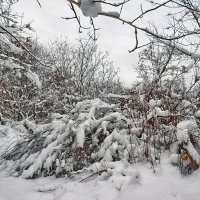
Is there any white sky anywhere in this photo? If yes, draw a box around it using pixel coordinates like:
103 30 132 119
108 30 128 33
13 0 167 86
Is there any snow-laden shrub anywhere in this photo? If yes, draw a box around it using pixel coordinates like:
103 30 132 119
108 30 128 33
102 79 200 175
1 85 200 178
1 99 148 178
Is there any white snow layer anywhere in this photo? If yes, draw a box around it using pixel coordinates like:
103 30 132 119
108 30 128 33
7 41 23 54
176 120 200 163
80 0 102 18
105 11 120 18
149 99 161 109
154 107 169 117
1 154 200 200
176 120 199 144
195 110 200 117
25 70 42 89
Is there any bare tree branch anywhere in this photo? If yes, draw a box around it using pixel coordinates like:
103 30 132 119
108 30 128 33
36 0 41 8
131 0 172 23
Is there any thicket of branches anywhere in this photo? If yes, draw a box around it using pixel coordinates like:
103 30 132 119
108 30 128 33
0 0 122 122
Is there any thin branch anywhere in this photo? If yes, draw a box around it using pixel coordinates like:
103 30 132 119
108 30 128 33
159 39 200 59
79 170 106 182
129 28 138 53
119 0 126 16
0 24 47 66
99 11 199 41
94 0 130 7
68 0 80 7
129 43 150 53
90 17 100 41
61 16 76 20
67 2 90 33
132 0 172 23
36 0 42 8
0 14 18 23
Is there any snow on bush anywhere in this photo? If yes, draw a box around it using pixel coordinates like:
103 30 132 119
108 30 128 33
25 69 42 89
0 96 168 178
0 99 138 178
0 121 21 157
176 120 200 174
176 120 198 145
195 110 200 118
1 83 200 178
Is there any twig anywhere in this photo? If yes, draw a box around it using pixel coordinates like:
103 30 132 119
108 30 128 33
94 0 130 7
79 170 106 182
132 0 172 23
36 0 42 8
0 25 47 66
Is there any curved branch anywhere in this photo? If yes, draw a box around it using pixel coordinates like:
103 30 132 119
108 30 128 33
0 25 47 66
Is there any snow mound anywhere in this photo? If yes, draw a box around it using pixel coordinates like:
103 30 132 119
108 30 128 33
176 120 198 144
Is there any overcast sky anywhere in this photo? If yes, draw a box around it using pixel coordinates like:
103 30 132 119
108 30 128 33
13 0 167 86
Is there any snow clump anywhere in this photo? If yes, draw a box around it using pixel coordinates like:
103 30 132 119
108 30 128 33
80 0 102 18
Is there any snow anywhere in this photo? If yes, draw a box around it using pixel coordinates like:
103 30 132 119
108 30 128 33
106 93 130 99
169 154 179 165
0 56 41 88
0 28 23 55
105 11 120 18
22 141 62 178
149 99 161 109
1 154 200 200
181 100 192 108
0 97 200 199
6 41 23 54
176 120 199 144
154 107 169 117
0 123 20 157
25 69 42 89
176 120 200 164
195 110 200 118
80 0 102 18
176 127 189 144
184 141 200 164
0 59 24 70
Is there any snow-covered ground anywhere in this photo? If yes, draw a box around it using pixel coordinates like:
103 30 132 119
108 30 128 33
0 112 200 200
1 154 200 200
